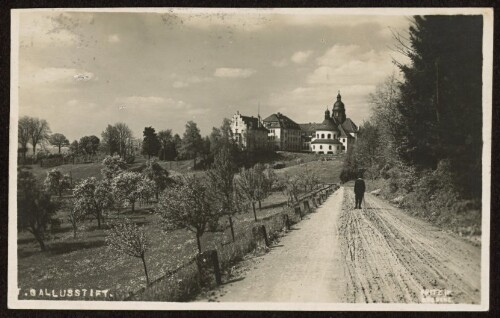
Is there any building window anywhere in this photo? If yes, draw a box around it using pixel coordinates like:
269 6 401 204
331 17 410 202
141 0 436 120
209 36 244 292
321 134 325 138
329 145 332 150
312 145 315 150
328 134 331 139
320 145 323 150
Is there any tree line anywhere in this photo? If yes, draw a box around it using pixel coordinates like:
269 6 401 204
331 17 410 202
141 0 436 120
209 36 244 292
342 15 483 221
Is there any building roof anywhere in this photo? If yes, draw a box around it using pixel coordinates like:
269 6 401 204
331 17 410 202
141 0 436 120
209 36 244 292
263 112 301 130
311 138 342 145
338 124 354 139
299 123 322 132
238 114 269 132
341 118 358 133
316 118 340 132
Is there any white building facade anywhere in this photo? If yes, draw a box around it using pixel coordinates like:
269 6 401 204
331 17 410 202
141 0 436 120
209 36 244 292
230 111 269 152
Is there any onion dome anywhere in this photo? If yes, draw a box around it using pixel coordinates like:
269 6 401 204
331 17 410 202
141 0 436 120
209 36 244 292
324 106 331 119
333 91 345 110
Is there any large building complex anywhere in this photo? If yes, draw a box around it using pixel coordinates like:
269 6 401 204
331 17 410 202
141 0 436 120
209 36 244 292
230 92 358 154
262 112 302 152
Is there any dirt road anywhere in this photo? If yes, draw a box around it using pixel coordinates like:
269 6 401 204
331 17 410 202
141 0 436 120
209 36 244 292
203 187 481 304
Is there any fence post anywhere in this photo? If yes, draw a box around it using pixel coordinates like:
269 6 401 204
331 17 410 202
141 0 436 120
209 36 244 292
196 250 222 286
302 200 310 213
294 205 303 220
282 213 290 230
252 225 270 247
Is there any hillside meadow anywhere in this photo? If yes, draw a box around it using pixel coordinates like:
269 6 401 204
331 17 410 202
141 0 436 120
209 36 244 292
17 154 343 300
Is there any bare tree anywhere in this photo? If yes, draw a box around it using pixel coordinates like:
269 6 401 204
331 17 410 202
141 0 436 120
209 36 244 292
206 146 242 241
235 167 260 221
18 116 31 161
114 122 133 158
29 117 51 156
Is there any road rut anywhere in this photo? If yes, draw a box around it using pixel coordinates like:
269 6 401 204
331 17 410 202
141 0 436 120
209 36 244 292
200 187 481 303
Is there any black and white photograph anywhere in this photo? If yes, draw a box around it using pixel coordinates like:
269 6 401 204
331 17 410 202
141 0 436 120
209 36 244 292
8 7 493 311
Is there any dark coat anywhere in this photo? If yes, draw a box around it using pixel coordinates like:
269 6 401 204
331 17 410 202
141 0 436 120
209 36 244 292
354 178 366 195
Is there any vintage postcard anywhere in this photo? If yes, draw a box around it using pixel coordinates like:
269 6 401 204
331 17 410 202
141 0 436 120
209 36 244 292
8 7 493 311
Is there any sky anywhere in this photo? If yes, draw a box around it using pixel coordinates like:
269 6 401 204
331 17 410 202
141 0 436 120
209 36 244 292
16 9 411 141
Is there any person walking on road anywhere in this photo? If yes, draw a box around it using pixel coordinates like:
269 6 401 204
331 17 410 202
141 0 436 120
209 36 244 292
354 175 366 209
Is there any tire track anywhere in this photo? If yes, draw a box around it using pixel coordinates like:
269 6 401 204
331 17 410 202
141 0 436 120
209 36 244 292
339 188 481 304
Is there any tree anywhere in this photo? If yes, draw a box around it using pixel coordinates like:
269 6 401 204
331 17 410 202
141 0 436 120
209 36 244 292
69 140 80 156
44 168 71 197
142 127 160 159
106 219 150 286
201 136 212 164
156 174 218 253
206 146 241 241
253 163 269 210
112 172 155 212
73 177 114 229
368 74 403 168
101 124 120 156
180 121 203 169
158 129 177 161
29 117 51 156
79 135 100 157
18 116 32 161
49 133 70 154
282 174 302 207
68 201 86 238
18 169 58 251
354 121 382 170
340 144 359 183
101 155 127 180
114 123 133 158
394 15 482 197
264 165 280 193
142 159 170 200
235 167 260 221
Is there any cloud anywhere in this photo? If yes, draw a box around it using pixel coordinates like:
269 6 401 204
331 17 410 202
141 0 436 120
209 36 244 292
173 81 189 88
307 45 393 86
291 50 313 64
115 96 166 105
172 75 213 88
272 58 288 68
24 67 96 85
108 34 120 43
214 68 256 78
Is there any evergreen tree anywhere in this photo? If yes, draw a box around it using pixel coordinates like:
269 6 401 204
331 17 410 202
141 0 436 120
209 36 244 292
180 121 203 169
142 126 160 159
396 15 483 197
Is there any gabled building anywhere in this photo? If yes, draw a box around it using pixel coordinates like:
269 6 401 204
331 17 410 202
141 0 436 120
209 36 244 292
230 111 269 152
262 112 302 151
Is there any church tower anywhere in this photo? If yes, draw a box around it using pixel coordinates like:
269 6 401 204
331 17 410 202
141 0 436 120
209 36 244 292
332 91 346 124
324 106 331 119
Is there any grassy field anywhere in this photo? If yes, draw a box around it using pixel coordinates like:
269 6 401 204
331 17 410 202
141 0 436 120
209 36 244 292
17 155 344 300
